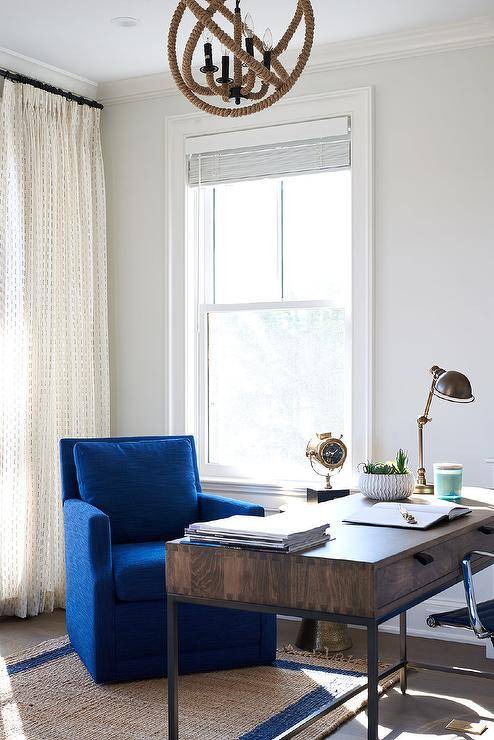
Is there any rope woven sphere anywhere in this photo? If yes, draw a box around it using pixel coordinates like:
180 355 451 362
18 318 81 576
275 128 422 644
167 0 315 117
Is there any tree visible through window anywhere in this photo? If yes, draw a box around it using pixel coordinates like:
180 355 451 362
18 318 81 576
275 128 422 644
194 169 351 481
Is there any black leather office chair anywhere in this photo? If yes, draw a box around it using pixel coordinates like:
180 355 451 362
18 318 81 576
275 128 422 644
427 550 494 646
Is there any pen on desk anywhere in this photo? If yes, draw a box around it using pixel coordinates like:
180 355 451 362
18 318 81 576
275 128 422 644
399 504 418 525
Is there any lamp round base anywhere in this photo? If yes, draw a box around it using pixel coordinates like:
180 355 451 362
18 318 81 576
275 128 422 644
413 483 435 495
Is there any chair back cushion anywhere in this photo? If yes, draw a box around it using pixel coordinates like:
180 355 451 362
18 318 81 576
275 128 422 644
73 438 198 543
60 435 201 503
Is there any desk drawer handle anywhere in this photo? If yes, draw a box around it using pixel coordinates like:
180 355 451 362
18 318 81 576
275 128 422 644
414 552 434 566
478 526 494 535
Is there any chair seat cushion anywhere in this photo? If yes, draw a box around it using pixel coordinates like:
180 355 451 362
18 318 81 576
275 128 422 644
73 438 198 543
430 599 494 631
113 542 166 602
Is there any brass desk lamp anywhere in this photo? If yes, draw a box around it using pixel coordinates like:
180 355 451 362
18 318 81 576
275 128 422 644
414 365 474 494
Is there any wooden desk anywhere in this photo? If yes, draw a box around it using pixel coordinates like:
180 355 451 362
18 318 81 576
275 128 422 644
166 487 494 740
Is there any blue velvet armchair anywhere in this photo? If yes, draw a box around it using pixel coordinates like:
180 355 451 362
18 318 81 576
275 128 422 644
60 435 277 683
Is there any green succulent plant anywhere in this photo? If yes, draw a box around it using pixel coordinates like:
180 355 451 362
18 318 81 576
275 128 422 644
394 449 410 475
361 449 410 475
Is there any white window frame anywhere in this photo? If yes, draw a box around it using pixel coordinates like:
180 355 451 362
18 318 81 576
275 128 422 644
165 88 373 500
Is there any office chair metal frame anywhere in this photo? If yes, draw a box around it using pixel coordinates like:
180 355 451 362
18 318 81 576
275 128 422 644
419 549 494 687
461 550 494 641
427 550 494 643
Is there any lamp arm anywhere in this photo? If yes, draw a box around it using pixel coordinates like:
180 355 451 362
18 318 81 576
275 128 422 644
415 375 438 490
418 377 437 427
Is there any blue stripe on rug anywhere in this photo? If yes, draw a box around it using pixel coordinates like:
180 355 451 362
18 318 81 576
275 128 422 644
239 660 366 739
238 686 344 740
7 643 75 675
274 658 363 677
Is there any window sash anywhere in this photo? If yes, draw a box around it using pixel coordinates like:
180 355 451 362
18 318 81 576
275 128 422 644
197 299 349 480
200 299 344 313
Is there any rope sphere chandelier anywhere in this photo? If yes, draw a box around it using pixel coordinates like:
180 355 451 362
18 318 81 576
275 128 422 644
167 0 315 117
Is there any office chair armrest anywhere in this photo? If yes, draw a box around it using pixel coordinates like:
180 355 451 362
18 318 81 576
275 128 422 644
462 550 494 640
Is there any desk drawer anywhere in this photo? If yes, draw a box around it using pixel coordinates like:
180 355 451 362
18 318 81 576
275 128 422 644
376 523 494 609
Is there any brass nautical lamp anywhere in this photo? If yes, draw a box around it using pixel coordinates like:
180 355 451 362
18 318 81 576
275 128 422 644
414 365 474 494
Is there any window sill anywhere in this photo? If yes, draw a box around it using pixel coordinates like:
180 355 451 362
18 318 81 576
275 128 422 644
201 476 358 513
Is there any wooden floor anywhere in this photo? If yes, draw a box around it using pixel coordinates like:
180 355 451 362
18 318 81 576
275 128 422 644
279 620 494 739
1 611 493 738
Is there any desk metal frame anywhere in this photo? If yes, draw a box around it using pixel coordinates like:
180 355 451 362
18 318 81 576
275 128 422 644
166 590 494 740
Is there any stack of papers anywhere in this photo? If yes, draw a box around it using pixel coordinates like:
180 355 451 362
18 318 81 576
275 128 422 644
185 512 331 553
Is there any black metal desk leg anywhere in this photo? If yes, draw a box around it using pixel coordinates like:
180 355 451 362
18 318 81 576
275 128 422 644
367 623 379 740
167 595 179 740
399 612 407 694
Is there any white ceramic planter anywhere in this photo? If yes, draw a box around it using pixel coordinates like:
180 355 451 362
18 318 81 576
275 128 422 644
358 472 414 501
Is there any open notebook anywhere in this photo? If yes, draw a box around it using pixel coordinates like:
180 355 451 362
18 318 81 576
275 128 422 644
343 501 471 530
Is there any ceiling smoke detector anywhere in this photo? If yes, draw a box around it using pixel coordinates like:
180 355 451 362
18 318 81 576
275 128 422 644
111 17 141 28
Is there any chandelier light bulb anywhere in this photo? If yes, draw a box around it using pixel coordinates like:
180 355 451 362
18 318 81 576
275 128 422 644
244 13 255 38
244 12 255 57
262 28 273 51
262 27 273 70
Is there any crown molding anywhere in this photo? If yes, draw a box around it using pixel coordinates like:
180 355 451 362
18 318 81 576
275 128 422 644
305 14 494 72
99 15 494 106
0 46 98 98
98 70 176 106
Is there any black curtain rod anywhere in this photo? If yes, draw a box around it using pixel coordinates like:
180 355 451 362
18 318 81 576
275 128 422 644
0 68 103 109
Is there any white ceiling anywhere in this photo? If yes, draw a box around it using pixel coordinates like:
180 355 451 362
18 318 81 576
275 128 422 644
1 0 494 83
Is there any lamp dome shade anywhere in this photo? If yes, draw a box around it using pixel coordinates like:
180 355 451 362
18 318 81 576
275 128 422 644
434 369 474 403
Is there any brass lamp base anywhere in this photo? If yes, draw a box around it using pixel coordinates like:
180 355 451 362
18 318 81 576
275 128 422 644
295 618 353 653
413 482 434 495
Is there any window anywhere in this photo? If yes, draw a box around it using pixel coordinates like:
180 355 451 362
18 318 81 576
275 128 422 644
187 119 356 482
169 94 373 492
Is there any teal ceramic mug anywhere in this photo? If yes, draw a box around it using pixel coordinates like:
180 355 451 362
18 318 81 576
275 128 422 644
433 463 463 501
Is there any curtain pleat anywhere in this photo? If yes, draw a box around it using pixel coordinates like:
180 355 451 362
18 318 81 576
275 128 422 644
0 80 110 617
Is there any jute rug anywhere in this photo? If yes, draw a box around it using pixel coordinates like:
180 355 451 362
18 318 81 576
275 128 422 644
0 637 398 739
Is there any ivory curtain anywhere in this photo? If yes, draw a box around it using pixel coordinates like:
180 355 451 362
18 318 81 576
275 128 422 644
0 80 110 617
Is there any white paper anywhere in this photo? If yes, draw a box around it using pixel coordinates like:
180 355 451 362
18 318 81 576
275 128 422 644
343 501 471 530
187 511 330 539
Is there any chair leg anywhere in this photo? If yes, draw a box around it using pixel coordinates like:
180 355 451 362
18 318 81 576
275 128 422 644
399 612 407 695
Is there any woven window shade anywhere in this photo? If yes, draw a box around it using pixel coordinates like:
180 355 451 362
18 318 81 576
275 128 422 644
188 134 351 186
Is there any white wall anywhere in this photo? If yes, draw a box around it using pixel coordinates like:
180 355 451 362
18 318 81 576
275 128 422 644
101 44 494 647
102 44 494 487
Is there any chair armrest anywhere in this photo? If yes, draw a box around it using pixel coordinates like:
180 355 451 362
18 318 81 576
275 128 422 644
198 492 264 522
64 499 112 576
63 499 114 681
461 550 494 640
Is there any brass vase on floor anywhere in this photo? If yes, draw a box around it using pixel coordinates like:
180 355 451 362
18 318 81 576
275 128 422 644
295 618 353 653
